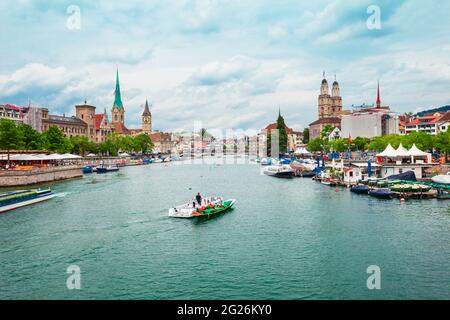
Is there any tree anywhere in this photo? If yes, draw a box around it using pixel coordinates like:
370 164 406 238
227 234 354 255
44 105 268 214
307 137 324 152
42 125 72 153
302 128 310 144
435 131 450 162
0 119 20 166
276 113 288 154
17 123 43 150
70 136 94 156
320 124 334 140
134 134 154 154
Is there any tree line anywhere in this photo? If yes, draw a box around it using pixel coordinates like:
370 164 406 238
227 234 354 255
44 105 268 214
306 124 450 157
0 118 154 158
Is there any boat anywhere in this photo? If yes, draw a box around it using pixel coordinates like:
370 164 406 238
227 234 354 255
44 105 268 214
298 171 316 178
96 164 119 174
153 158 164 164
368 188 393 199
431 172 450 185
192 199 236 220
168 197 235 219
0 189 55 213
321 178 337 186
260 158 272 166
437 189 450 200
82 166 94 174
351 185 370 194
263 165 294 178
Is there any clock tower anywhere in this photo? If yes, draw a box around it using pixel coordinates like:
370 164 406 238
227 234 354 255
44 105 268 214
141 99 152 134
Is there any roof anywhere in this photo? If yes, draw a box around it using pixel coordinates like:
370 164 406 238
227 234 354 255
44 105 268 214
46 115 87 126
112 122 130 135
149 132 171 142
95 114 104 130
264 123 294 134
309 117 341 126
438 111 450 123
113 68 124 110
406 114 443 126
142 100 151 116
0 104 25 111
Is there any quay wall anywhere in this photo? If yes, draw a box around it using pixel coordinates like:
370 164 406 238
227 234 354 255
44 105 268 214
0 166 83 187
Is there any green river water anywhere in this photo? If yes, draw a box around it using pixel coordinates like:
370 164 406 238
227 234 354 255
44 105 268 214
1 161 449 299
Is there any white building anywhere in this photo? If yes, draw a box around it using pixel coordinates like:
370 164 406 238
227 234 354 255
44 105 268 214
341 108 399 138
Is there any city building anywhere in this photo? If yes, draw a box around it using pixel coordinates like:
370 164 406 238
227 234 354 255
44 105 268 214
309 117 342 140
0 104 26 124
41 108 88 137
95 109 114 143
405 111 450 135
340 83 399 138
149 132 174 154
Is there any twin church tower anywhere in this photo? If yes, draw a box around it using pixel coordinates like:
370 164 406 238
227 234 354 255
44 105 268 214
111 68 152 134
318 72 342 119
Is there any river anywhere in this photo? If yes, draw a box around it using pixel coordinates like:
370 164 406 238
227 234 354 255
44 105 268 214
1 160 449 299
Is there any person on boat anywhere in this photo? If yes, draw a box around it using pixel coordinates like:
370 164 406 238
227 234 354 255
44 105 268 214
196 193 202 206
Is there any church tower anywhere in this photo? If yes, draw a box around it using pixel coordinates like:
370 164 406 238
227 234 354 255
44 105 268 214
318 72 332 118
141 99 152 134
111 68 125 125
331 76 342 115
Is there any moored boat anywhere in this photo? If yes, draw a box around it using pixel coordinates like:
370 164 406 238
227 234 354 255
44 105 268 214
0 188 55 213
96 164 119 174
263 165 294 178
351 185 370 194
368 188 393 199
431 172 450 185
82 166 94 174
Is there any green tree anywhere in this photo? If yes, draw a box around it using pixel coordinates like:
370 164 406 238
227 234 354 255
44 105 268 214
307 137 324 152
320 124 334 140
17 124 43 150
134 134 154 154
70 136 93 156
103 132 121 156
435 131 450 162
42 125 72 153
302 128 310 144
276 112 288 154
0 119 20 166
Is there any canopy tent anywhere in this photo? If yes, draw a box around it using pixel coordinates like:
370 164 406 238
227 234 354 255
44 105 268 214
294 147 311 155
86 153 97 157
61 153 82 159
407 144 430 157
377 144 397 157
119 153 131 157
395 144 409 157
9 154 42 161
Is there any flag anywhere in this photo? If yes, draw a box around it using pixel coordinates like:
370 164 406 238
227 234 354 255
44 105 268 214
348 134 353 145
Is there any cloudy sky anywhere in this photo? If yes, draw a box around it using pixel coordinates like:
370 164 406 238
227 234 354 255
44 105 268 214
0 0 449 132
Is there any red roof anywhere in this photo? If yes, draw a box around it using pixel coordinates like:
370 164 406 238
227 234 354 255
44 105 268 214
439 111 450 123
407 115 442 125
112 122 130 135
264 123 294 134
95 114 104 130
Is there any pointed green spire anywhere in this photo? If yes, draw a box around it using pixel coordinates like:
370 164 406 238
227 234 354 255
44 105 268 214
113 67 123 110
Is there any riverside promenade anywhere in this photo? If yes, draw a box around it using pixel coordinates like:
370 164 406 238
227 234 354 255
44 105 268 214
0 166 83 187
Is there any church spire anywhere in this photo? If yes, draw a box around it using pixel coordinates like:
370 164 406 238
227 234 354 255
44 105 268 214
113 67 123 110
142 99 151 116
376 81 381 109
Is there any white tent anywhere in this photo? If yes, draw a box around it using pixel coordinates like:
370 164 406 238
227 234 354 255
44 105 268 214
294 147 311 155
61 153 82 159
407 144 429 157
377 144 397 157
407 144 432 164
394 143 409 157
9 154 42 161
119 153 130 157
86 153 97 157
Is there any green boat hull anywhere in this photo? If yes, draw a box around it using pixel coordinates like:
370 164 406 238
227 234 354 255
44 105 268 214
194 199 236 220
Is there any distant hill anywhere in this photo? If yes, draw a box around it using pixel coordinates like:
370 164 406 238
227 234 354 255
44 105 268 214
416 105 450 116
